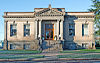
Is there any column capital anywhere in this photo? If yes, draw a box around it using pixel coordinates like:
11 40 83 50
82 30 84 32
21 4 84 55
61 19 64 21
4 21 8 23
57 19 61 21
35 19 39 21
39 19 42 21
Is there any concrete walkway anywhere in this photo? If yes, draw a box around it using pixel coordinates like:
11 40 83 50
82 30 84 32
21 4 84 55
0 50 100 63
0 52 100 61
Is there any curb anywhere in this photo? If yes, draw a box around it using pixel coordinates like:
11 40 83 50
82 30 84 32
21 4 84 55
59 58 100 60
0 58 100 61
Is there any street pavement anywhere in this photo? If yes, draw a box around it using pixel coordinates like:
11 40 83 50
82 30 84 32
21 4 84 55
0 60 100 63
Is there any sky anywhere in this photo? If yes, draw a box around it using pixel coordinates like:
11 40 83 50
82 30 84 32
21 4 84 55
0 0 93 40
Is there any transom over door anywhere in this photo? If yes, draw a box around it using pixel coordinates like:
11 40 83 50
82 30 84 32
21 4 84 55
45 24 54 40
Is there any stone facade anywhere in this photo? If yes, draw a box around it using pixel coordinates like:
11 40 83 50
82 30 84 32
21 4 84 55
3 5 95 52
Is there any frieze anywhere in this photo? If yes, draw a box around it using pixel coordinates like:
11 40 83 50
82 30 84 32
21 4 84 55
66 15 94 18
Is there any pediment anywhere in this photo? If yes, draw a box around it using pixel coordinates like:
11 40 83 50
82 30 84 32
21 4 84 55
35 8 65 16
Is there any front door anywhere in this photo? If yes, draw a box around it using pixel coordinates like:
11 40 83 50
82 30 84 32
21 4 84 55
45 24 54 40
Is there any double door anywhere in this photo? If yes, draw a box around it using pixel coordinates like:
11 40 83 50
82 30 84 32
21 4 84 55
45 24 54 40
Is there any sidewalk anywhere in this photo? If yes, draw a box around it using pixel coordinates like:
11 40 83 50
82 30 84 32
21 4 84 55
0 52 100 61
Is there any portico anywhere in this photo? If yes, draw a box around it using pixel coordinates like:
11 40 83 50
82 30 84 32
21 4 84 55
35 19 64 40
34 5 65 41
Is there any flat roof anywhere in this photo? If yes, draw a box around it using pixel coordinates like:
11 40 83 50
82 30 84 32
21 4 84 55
66 12 94 13
4 12 94 13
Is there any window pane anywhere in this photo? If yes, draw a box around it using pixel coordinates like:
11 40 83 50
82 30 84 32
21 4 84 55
13 25 17 29
49 24 53 29
24 24 30 36
26 25 30 29
45 24 53 29
82 25 84 36
45 24 54 40
46 30 49 39
10 44 16 49
69 24 75 36
45 25 49 29
50 30 53 38
82 24 88 36
10 24 17 36
24 44 30 49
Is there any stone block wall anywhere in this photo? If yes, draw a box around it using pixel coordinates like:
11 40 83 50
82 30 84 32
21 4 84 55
7 40 40 50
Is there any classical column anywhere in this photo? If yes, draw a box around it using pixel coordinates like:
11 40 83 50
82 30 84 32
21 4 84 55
35 19 38 39
60 20 64 40
4 21 8 50
39 19 42 39
57 19 60 40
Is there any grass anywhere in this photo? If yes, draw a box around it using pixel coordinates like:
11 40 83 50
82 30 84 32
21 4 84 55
96 47 100 49
58 54 100 58
0 50 42 54
59 49 100 58
0 55 44 59
60 49 100 53
1 49 100 59
0 50 43 59
80 49 100 53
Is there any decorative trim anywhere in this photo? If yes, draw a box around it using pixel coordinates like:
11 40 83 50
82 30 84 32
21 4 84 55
3 16 35 18
66 12 94 13
35 14 63 17
34 8 65 17
66 15 94 18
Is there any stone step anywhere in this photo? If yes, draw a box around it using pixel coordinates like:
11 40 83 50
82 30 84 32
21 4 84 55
41 40 63 52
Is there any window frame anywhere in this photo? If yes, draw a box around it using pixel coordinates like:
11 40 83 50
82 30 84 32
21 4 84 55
45 24 54 40
82 24 88 36
69 23 75 36
24 24 30 37
10 24 17 37
23 44 30 50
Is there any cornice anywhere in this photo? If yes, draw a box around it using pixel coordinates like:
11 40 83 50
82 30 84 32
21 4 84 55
65 15 94 18
3 15 35 18
66 12 94 13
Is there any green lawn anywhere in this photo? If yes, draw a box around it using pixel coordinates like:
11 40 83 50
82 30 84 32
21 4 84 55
0 55 44 59
59 49 100 58
58 54 100 58
0 49 100 59
0 49 42 54
0 50 43 59
96 47 100 49
60 49 100 53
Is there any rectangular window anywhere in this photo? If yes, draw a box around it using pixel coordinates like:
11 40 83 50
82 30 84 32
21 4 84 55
23 44 30 49
69 24 75 36
82 43 88 48
10 44 16 49
82 24 88 36
24 24 30 36
10 24 17 36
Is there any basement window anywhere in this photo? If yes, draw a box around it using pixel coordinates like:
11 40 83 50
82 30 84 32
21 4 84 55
23 44 30 50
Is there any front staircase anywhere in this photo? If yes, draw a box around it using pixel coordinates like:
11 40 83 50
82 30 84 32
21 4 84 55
41 40 63 52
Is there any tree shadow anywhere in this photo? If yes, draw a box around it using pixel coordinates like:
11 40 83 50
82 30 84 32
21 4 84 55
41 40 52 50
63 14 85 50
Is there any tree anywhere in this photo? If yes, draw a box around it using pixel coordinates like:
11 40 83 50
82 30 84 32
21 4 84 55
89 0 100 35
89 0 100 45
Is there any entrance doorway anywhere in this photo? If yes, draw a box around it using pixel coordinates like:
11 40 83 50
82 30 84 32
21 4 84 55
45 24 54 40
